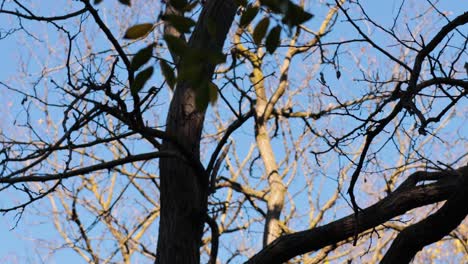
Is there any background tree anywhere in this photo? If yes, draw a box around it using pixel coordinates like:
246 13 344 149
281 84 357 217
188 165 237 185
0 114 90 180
0 0 467 263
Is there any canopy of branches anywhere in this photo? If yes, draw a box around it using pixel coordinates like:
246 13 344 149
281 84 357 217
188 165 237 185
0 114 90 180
0 0 466 263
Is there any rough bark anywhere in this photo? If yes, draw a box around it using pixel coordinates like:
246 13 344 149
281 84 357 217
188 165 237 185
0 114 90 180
156 1 237 264
246 166 467 264
381 166 468 264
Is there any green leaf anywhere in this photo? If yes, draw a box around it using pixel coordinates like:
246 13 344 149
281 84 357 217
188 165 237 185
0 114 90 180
124 23 153 39
196 81 219 110
131 66 154 94
282 2 313 26
164 34 189 57
207 18 217 39
240 5 259 28
195 81 210 111
178 64 202 83
170 0 188 11
162 14 196 34
208 82 219 105
261 1 313 26
204 50 226 65
265 25 281 54
160 60 176 90
131 44 154 71
234 0 247 7
118 0 131 6
183 48 226 66
253 17 270 45
259 0 284 14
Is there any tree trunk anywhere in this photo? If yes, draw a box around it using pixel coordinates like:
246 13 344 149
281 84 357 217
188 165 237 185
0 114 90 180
156 1 237 264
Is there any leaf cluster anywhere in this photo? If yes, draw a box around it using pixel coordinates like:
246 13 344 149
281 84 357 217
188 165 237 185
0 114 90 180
238 0 313 53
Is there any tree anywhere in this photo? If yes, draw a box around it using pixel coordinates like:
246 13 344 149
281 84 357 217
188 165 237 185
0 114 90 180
0 0 467 263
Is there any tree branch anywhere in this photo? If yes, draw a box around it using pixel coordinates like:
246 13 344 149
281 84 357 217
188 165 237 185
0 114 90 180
381 166 468 263
246 166 467 264
0 151 182 184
